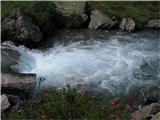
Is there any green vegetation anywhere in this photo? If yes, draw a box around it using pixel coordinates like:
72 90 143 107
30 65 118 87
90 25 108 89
88 1 160 29
1 1 56 33
1 1 159 30
6 86 132 120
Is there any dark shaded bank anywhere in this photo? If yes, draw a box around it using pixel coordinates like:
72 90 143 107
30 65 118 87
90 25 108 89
1 1 160 48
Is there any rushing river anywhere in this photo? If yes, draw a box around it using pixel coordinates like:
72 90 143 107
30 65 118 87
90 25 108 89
2 30 160 102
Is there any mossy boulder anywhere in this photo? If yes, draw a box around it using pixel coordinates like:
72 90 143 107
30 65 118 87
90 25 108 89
2 8 42 46
53 1 88 28
1 1 56 34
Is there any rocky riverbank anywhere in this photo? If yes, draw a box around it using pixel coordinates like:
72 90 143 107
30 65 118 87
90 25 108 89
1 47 36 115
1 1 160 119
1 1 160 48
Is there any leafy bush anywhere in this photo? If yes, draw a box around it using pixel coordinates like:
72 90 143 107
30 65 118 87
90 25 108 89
7 86 132 120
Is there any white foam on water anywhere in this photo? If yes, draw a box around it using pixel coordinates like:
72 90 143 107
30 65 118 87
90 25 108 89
2 34 160 95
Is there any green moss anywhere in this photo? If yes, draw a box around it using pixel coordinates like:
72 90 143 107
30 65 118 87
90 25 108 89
1 1 56 33
7 86 131 120
7 112 27 120
88 1 160 29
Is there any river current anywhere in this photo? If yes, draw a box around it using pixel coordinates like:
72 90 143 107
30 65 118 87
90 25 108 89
2 30 160 100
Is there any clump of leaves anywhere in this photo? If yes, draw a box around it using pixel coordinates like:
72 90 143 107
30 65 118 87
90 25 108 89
8 86 132 120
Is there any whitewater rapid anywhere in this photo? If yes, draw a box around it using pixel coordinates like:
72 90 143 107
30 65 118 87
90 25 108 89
2 31 160 95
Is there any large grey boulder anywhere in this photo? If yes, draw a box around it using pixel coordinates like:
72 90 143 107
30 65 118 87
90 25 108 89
1 94 10 111
2 8 42 45
131 103 160 120
151 112 160 120
1 47 36 94
145 19 160 29
1 73 36 94
53 1 88 28
1 47 20 73
119 17 135 32
89 9 118 30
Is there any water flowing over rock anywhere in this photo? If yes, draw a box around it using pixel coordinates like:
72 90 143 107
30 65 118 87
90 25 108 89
53 1 88 28
1 46 36 94
6 30 159 98
89 9 118 30
145 19 160 29
1 94 10 111
119 18 135 32
1 47 20 73
2 8 42 46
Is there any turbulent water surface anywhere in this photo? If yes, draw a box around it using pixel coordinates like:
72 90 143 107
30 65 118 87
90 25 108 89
2 30 160 100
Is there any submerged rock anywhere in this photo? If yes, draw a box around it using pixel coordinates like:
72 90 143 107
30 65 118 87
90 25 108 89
53 1 88 28
89 9 118 30
119 17 135 32
1 94 10 111
145 19 160 29
2 8 42 46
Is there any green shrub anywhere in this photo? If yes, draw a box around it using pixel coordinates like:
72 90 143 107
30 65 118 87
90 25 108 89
7 86 132 120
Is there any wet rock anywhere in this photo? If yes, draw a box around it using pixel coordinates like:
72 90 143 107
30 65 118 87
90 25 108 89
89 9 118 30
119 17 135 32
145 19 160 29
151 112 160 120
2 8 42 46
131 103 160 120
1 47 20 73
1 47 36 94
1 72 36 94
1 94 10 111
54 1 88 28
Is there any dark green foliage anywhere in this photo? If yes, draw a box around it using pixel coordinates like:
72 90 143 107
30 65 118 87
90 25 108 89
1 1 159 30
7 86 131 120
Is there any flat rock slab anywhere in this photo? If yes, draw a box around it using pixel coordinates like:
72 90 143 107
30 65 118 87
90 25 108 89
1 72 36 94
